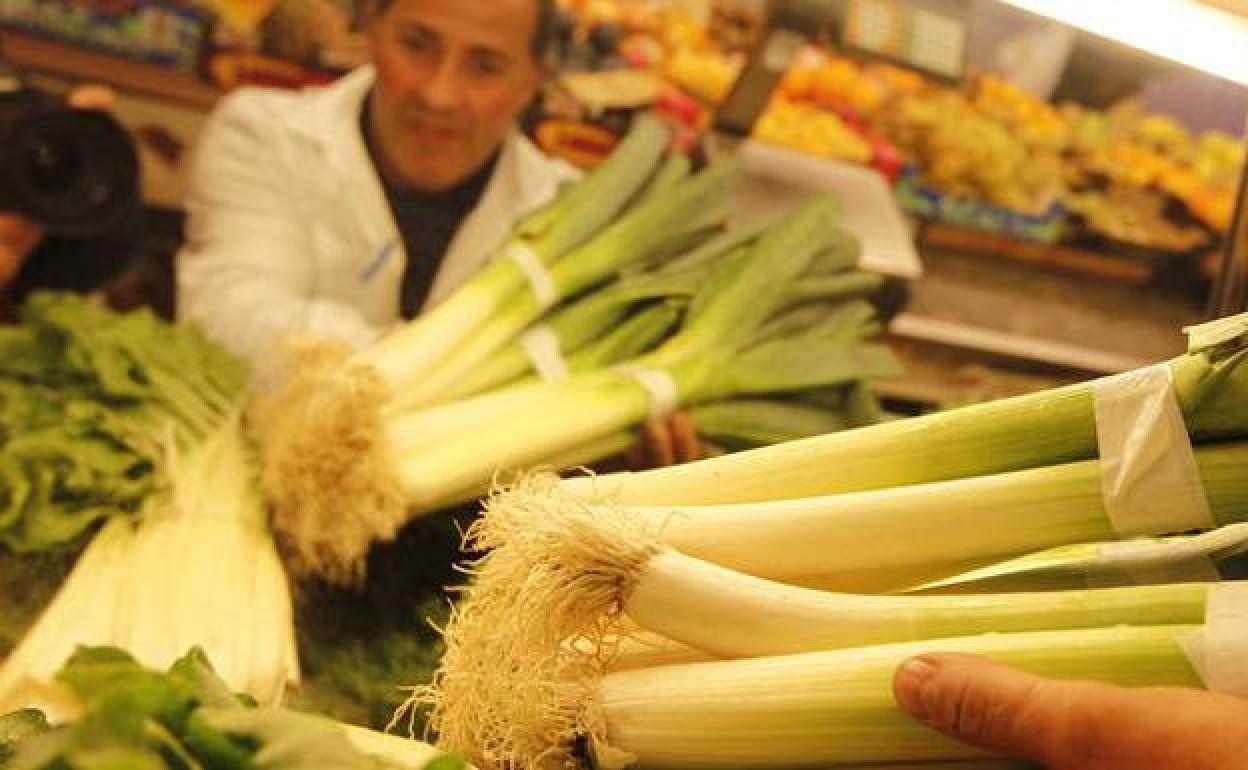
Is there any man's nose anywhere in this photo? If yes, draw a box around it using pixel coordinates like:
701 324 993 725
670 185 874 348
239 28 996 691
420 58 461 112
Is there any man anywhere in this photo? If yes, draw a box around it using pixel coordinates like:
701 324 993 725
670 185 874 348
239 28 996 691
177 0 569 367
893 652 1247 769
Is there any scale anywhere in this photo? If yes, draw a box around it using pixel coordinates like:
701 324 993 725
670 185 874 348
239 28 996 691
843 0 967 79
713 0 968 137
1211 139 1248 316
710 0 928 287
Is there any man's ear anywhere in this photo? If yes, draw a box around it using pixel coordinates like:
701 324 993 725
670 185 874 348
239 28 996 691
531 63 550 94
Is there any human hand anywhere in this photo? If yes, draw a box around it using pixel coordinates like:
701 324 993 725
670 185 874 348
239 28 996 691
0 213 43 290
893 652 1248 770
625 410 700 470
65 83 116 111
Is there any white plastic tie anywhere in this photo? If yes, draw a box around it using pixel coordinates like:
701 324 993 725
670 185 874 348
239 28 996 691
1093 363 1213 538
506 242 557 310
617 366 680 423
1182 582 1248 697
520 325 570 383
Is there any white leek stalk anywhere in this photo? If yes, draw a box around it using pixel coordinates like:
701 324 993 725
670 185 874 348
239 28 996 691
615 441 1248 592
0 517 131 722
437 476 1211 659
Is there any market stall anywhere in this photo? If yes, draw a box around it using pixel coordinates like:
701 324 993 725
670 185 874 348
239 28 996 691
3 1 1248 768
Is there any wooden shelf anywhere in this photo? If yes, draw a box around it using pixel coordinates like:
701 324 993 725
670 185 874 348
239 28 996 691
920 221 1165 285
0 29 221 110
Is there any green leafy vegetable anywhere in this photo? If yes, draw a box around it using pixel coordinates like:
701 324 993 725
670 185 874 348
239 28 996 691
3 648 451 770
0 294 247 553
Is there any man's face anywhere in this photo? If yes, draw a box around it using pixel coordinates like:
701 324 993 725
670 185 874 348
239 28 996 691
367 0 543 192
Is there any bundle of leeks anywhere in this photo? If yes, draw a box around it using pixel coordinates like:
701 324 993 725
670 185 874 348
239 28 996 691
410 312 1248 769
256 116 902 586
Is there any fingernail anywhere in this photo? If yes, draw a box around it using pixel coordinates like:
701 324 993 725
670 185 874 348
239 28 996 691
894 656 939 721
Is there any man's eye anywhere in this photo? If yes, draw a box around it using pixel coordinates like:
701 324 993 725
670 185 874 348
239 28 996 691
470 54 506 76
401 35 433 54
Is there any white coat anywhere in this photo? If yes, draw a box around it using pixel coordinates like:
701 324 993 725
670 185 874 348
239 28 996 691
176 66 578 372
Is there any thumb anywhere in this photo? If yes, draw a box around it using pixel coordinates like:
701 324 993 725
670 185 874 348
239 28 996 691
894 653 1063 760
892 652 1241 769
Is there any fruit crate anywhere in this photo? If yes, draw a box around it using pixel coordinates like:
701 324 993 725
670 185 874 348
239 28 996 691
894 166 1067 245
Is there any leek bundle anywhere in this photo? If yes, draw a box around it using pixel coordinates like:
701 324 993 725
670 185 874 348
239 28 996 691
414 479 1218 769
254 115 741 584
258 135 899 584
440 224 767 403
580 626 1199 769
412 311 1248 768
388 199 898 518
0 294 297 718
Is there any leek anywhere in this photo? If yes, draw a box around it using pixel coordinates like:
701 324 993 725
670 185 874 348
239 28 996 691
442 226 760 401
414 474 1208 769
789 270 885 305
364 115 672 388
803 226 862 276
561 317 1248 506
693 399 849 448
604 632 714 673
624 441 1248 591
552 301 683 376
589 626 1200 769
422 622 1201 769
909 521 1248 594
